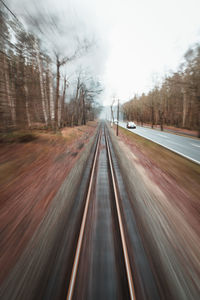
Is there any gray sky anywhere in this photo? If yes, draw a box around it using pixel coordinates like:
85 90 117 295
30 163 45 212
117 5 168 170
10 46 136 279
9 0 200 105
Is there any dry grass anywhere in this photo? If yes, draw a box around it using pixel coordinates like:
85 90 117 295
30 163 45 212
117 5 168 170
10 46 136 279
0 122 98 282
0 131 37 143
0 122 98 187
61 121 97 142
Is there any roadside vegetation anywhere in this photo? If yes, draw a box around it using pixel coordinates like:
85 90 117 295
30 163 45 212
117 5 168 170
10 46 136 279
0 131 37 143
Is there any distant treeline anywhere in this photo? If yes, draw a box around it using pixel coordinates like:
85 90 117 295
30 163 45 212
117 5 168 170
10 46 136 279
123 45 200 137
0 2 102 132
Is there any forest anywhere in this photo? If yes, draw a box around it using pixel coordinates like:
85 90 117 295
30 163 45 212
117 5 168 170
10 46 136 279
0 1 102 133
123 45 200 137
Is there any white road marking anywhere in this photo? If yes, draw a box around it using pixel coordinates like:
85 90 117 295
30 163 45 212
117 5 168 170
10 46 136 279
157 134 169 138
191 143 200 148
168 141 180 146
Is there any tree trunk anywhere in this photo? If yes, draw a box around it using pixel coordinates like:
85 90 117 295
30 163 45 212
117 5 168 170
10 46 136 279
74 78 80 126
48 69 55 125
35 42 48 126
24 84 31 127
82 93 86 125
151 105 154 128
159 109 164 131
45 70 51 127
55 58 60 129
4 54 16 127
182 89 187 128
61 76 67 127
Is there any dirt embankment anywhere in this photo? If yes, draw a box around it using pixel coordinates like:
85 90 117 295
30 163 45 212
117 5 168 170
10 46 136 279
108 124 200 299
0 122 97 283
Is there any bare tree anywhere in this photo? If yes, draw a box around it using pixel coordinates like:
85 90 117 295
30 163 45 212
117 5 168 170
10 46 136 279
0 1 101 133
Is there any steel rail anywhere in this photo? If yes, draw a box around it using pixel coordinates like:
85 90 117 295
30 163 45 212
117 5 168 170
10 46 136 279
66 130 101 300
105 129 136 300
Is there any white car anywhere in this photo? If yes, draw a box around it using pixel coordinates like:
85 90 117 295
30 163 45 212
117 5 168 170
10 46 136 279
126 121 136 129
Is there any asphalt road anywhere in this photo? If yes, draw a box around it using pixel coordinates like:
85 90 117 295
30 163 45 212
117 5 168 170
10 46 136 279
118 122 200 164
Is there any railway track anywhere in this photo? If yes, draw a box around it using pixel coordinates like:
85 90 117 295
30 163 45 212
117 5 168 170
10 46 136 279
66 124 136 299
0 122 159 300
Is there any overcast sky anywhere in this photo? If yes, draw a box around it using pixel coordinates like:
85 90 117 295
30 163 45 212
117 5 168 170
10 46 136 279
9 0 200 105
